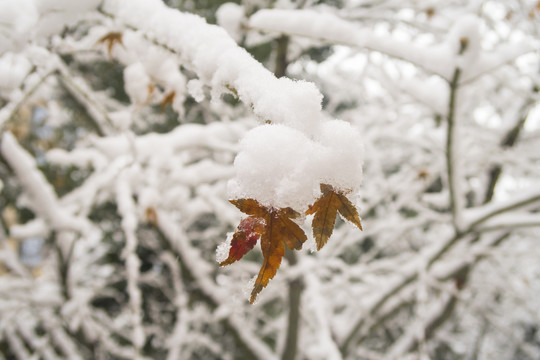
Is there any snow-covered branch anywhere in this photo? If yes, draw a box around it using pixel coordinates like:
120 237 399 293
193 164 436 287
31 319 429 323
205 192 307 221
0 132 89 234
103 0 325 136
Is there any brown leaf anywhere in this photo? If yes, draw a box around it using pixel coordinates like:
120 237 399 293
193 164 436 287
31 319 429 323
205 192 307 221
97 32 123 57
229 198 268 218
145 207 158 227
307 184 362 250
226 199 307 303
160 91 176 112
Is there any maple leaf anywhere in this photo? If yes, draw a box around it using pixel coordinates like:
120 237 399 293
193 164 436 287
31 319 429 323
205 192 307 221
222 199 307 303
306 184 362 250
97 32 123 57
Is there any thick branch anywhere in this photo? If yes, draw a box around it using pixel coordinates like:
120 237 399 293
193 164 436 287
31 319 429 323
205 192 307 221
282 250 302 360
272 34 303 360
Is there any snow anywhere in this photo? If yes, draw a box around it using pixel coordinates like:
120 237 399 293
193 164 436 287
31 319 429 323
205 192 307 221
447 15 482 69
217 3 245 43
229 122 363 210
0 53 33 97
249 8 456 79
0 132 89 234
1 1 539 359
124 62 152 106
104 0 326 134
187 79 205 102
463 188 540 230
0 0 38 52
216 232 234 264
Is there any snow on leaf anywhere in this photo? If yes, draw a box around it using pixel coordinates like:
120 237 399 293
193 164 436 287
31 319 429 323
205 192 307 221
225 199 307 303
306 184 362 250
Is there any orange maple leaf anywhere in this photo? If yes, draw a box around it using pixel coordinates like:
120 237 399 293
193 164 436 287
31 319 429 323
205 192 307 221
306 184 362 250
221 199 307 303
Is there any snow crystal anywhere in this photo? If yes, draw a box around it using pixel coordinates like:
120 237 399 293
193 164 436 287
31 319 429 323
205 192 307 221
187 79 205 102
216 232 234 264
242 275 258 303
124 62 151 105
217 3 245 43
109 110 132 131
0 0 38 52
0 53 33 97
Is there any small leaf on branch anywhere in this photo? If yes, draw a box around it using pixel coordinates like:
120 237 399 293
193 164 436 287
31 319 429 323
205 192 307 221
224 199 307 304
97 32 123 56
307 184 362 250
160 91 176 112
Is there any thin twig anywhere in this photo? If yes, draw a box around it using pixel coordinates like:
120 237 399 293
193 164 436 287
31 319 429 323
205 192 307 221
446 66 462 234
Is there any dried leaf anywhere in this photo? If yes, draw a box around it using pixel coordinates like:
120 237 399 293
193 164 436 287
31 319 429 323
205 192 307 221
160 91 176 112
307 184 362 250
97 32 123 56
224 199 307 303
219 217 264 266
145 207 158 227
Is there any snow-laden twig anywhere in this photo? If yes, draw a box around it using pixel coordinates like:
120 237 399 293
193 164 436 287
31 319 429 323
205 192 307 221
0 132 90 234
0 69 53 132
115 168 146 355
386 292 456 359
248 9 535 85
465 189 540 231
445 66 464 233
156 210 278 360
303 273 343 360
162 252 189 360
249 9 454 79
475 213 540 232
15 321 58 360
56 59 116 136
102 0 325 136
4 326 33 360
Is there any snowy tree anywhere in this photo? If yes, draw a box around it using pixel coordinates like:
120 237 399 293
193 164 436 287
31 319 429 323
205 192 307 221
1 0 539 359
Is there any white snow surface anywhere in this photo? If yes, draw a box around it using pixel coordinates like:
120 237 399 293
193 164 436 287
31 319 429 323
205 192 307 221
249 8 535 82
229 121 363 210
0 53 33 97
216 3 245 43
